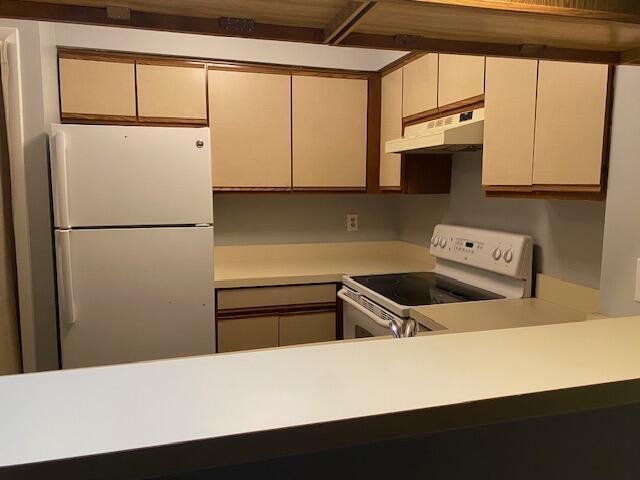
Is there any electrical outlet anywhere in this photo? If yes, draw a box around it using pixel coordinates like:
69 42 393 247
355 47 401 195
347 214 359 232
635 259 640 302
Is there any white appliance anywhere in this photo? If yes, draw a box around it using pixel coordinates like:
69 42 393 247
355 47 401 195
385 108 484 154
339 224 533 339
50 124 215 369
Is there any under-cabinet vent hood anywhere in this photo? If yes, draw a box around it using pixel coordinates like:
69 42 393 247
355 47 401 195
386 108 484 154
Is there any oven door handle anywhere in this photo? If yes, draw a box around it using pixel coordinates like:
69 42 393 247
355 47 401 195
337 288 392 330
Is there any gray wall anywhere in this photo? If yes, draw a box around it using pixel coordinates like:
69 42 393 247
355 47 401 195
396 153 606 289
213 194 403 245
600 67 640 317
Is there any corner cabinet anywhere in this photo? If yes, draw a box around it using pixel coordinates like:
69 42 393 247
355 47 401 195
209 69 292 190
59 56 137 122
292 75 368 191
483 58 613 198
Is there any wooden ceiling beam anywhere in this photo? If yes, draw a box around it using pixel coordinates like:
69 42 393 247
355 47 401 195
0 0 324 43
341 31 621 64
402 0 640 24
323 1 377 45
621 46 640 64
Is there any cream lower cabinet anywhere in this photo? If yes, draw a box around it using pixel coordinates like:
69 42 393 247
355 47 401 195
482 57 538 187
216 284 337 353
380 68 403 189
279 312 336 347
209 69 292 189
437 54 485 108
292 75 367 190
217 315 279 353
59 57 137 120
532 61 610 187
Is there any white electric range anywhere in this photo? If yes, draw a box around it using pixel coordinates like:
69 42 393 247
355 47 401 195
339 225 533 339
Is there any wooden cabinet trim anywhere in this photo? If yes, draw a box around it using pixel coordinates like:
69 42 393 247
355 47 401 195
60 113 138 124
367 73 382 193
217 303 337 320
402 96 484 127
138 116 207 125
379 52 426 76
58 50 135 64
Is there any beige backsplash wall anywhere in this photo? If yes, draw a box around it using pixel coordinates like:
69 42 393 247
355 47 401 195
213 153 606 289
398 152 606 289
213 194 406 245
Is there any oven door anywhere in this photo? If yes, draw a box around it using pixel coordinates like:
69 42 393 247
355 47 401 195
338 288 395 339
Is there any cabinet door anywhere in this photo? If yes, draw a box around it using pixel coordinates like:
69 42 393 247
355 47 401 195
59 57 136 120
209 70 292 189
380 68 403 189
136 63 207 123
402 53 438 117
438 54 485 108
279 312 336 347
533 61 609 186
217 315 279 353
292 75 367 189
482 57 538 187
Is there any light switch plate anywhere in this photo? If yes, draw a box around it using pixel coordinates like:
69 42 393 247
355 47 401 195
635 259 640 303
347 214 358 232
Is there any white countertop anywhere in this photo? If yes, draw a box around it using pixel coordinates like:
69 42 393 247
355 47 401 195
214 241 435 288
2 316 640 474
412 298 591 333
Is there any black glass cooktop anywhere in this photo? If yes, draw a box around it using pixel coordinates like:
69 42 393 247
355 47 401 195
350 272 504 306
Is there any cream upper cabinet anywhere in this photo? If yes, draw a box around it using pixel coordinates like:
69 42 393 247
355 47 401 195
402 53 438 117
437 54 485 108
292 75 367 189
209 69 292 189
482 57 538 187
136 63 207 122
380 68 403 189
533 61 610 186
59 57 136 118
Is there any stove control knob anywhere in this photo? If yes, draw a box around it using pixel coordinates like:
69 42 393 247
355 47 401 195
492 248 502 261
504 249 513 263
439 237 447 248
431 235 439 247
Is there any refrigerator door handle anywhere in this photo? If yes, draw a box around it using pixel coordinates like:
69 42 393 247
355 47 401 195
56 232 77 325
52 130 71 228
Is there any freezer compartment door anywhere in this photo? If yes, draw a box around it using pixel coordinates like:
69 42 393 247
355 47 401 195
55 227 215 368
50 124 213 228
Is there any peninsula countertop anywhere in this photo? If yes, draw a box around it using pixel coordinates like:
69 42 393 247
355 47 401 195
214 241 435 288
2 316 640 478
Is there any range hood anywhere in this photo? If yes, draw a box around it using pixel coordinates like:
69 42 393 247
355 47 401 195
386 108 484 154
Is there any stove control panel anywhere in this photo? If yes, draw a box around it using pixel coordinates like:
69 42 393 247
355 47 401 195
429 224 532 279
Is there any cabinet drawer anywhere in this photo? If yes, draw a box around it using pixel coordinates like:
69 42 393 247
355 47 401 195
59 58 136 119
217 284 337 310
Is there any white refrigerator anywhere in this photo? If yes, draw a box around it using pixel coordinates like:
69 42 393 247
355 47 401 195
50 124 215 369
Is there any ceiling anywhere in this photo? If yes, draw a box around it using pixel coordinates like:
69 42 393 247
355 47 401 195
5 0 640 64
